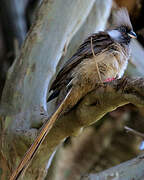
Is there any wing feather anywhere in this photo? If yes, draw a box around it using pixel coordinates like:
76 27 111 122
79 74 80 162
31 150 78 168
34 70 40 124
48 32 113 101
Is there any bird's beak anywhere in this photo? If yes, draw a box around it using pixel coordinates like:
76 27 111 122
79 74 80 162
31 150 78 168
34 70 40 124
128 31 137 39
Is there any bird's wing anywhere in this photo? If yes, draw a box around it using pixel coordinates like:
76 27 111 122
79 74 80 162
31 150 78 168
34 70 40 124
48 32 113 101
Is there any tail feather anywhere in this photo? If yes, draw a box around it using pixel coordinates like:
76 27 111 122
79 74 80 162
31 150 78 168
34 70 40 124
9 89 72 180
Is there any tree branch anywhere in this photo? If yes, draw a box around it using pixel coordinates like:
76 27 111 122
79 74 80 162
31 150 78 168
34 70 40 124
0 0 96 179
0 0 144 179
17 77 144 178
45 77 144 180
87 154 144 180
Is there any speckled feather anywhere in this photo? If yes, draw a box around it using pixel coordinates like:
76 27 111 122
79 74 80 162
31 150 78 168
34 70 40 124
49 32 112 92
48 31 130 102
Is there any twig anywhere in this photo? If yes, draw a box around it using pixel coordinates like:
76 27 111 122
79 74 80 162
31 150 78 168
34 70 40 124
90 37 103 83
125 126 144 138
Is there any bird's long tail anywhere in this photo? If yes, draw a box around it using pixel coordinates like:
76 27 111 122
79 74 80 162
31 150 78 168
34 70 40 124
9 90 72 180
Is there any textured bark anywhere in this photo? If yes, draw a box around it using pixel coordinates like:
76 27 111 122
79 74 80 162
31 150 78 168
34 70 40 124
0 0 96 179
46 112 141 180
0 0 144 180
87 154 144 180
42 77 144 180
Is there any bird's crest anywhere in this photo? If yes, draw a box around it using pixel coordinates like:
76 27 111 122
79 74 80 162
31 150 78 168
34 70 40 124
112 8 132 29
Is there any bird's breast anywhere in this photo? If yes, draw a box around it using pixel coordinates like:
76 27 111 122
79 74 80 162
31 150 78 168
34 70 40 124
65 47 129 107
71 47 129 88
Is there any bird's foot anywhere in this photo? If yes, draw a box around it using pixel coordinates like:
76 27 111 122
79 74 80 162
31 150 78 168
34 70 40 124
104 77 115 82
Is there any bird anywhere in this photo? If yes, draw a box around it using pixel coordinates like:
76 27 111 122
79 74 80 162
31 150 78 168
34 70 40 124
10 8 136 180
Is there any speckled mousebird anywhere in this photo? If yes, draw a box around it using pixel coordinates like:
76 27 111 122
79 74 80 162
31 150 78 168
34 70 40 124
10 8 136 180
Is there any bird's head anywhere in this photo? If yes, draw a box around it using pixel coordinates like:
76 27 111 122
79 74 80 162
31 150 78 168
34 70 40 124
108 8 137 44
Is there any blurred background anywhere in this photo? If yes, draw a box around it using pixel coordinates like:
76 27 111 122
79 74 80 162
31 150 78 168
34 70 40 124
1 0 144 179
0 0 42 97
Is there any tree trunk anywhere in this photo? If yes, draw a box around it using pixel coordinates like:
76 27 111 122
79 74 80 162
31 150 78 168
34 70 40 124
0 0 96 179
1 0 144 180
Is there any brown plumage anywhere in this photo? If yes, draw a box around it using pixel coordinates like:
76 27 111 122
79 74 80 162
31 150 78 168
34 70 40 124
10 8 136 180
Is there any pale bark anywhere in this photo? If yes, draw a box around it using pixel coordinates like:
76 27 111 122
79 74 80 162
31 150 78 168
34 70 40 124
0 0 96 179
0 0 144 180
87 154 144 180
128 39 144 76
